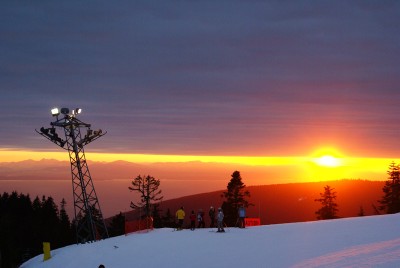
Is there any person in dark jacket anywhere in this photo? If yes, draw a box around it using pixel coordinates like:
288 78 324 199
209 206 216 227
190 210 196 230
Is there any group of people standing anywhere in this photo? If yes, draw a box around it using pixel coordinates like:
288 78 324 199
176 205 242 233
189 209 205 230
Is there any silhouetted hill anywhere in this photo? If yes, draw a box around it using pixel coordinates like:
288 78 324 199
124 180 385 226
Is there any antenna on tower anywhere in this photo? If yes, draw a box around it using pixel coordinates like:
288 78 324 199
36 107 109 243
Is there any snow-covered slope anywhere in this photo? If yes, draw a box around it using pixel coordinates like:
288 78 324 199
21 214 400 268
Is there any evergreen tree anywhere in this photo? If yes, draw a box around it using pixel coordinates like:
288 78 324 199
31 196 43 250
379 162 400 214
0 192 72 267
128 175 163 217
151 203 163 228
162 208 175 228
108 212 125 237
76 204 105 242
41 196 60 244
0 192 35 267
357 206 365 217
16 193 34 262
58 199 74 246
73 211 88 243
221 171 252 226
315 185 339 220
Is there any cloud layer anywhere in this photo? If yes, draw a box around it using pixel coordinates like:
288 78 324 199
1 1 399 157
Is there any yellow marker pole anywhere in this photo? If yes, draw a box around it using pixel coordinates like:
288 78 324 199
43 242 51 261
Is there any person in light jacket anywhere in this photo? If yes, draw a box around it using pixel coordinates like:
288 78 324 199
197 209 205 228
238 205 246 228
217 207 225 232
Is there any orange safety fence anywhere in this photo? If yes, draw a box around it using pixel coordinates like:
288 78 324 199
125 217 154 234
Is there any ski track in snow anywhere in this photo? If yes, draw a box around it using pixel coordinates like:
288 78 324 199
292 238 400 268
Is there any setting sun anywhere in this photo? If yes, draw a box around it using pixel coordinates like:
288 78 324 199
314 155 342 167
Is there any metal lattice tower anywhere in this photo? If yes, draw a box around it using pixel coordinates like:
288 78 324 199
36 107 109 243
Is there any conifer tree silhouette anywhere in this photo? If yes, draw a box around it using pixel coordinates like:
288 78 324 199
315 185 339 220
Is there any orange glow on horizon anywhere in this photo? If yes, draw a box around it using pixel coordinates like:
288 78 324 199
0 149 398 183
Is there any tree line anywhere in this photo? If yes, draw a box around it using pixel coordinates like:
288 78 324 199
130 162 400 223
0 193 73 267
314 161 400 220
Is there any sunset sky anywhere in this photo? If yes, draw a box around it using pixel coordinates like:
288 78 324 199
1 1 400 180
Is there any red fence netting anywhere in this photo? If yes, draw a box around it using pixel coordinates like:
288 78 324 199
245 218 261 227
125 217 154 234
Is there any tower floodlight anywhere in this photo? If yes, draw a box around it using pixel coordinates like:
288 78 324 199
36 107 109 243
60 107 70 115
51 108 60 116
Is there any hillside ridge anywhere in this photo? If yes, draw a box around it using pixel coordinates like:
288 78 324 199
123 179 385 225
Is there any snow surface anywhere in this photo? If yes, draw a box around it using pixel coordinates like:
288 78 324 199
21 214 400 268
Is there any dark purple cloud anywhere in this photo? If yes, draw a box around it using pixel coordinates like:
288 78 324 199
1 1 399 157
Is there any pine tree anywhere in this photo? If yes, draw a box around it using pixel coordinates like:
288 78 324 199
41 196 61 246
379 162 400 214
221 171 252 226
162 208 174 228
315 185 339 220
58 199 73 246
16 193 34 261
0 192 35 267
74 207 107 241
0 192 72 267
151 203 163 228
129 175 163 217
108 212 125 237
31 196 43 251
357 206 365 217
